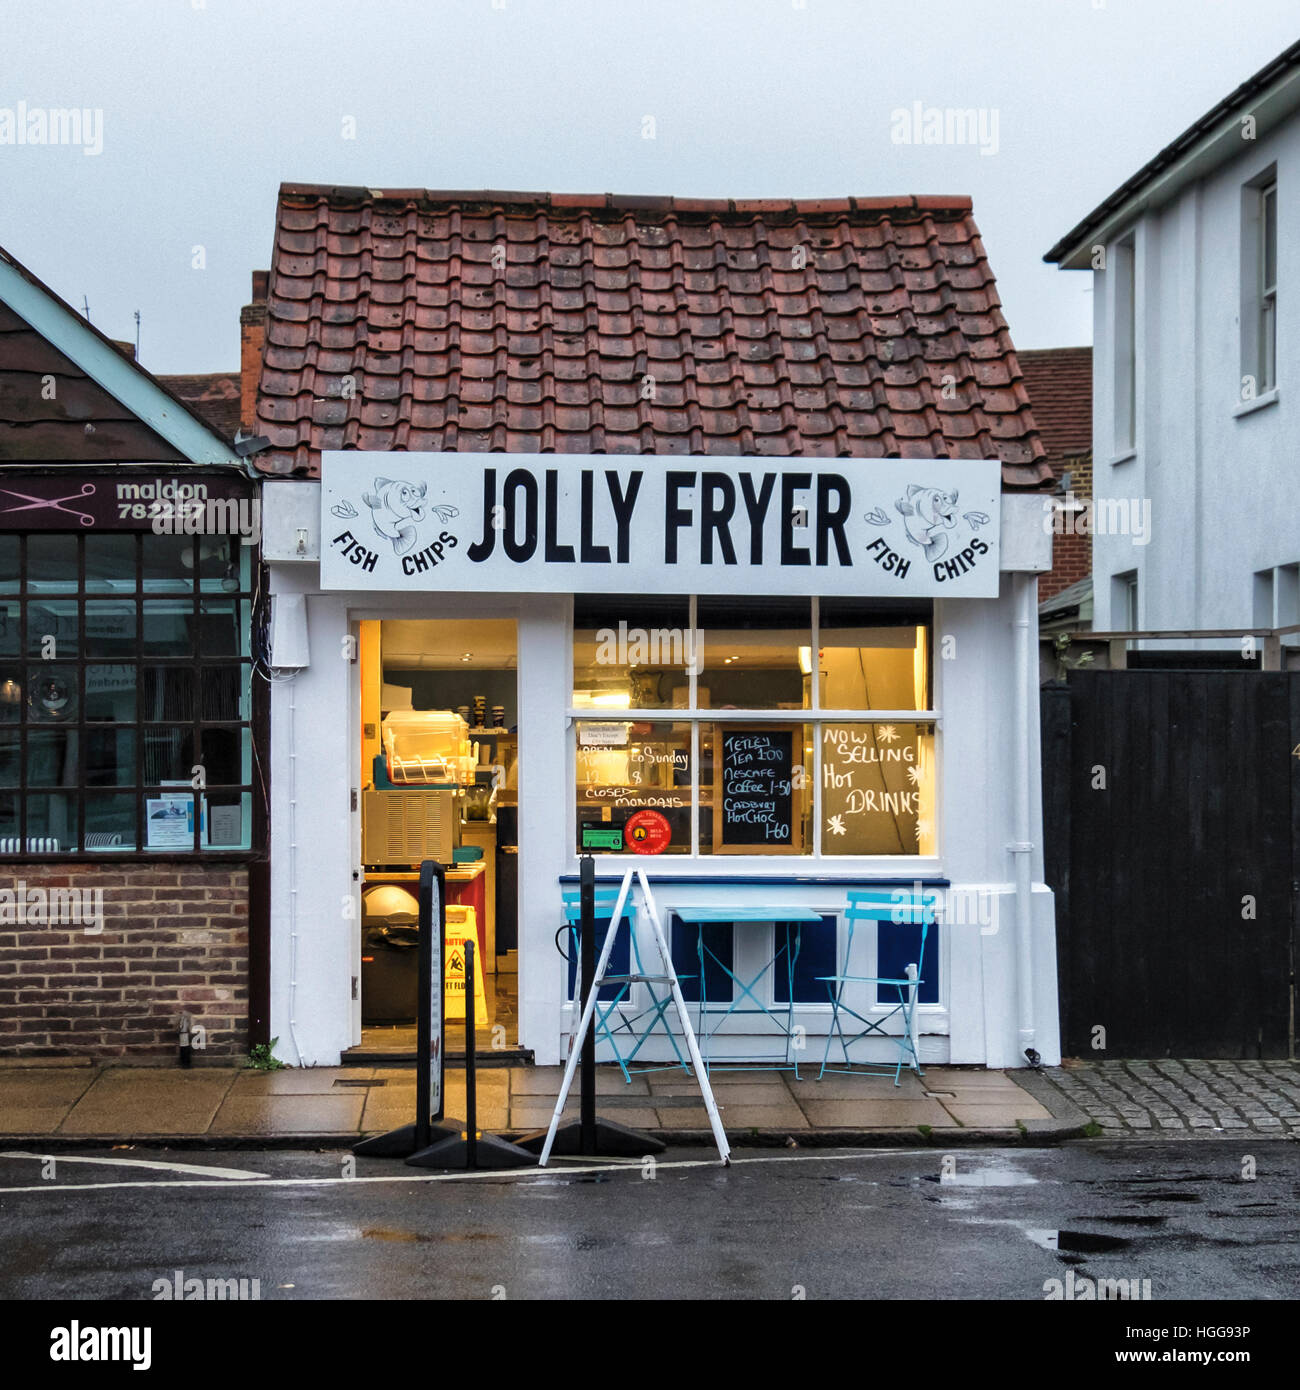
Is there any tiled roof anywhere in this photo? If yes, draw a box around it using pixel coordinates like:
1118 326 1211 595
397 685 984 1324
254 186 1053 487
156 372 241 439
0 301 187 461
0 242 236 463
1017 347 1091 466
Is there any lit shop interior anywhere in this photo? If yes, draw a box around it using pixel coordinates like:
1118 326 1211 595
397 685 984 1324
571 597 935 860
356 619 518 1056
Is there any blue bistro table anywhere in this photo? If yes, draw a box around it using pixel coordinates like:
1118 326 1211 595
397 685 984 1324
671 906 829 1077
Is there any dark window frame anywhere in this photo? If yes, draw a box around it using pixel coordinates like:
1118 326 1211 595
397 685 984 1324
0 530 259 861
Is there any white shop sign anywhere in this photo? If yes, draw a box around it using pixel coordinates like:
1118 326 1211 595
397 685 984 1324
320 452 1001 597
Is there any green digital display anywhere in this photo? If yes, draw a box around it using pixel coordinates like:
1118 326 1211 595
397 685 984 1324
581 825 625 851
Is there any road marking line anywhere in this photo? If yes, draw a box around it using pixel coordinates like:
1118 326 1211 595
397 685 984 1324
0 1147 935 1194
0 1150 267 1180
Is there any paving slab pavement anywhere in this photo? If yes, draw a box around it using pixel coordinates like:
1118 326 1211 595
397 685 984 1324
0 1059 1081 1147
8 1058 1297 1147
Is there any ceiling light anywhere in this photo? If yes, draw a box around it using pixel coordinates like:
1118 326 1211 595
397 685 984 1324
590 691 632 708
460 652 473 662
798 645 812 675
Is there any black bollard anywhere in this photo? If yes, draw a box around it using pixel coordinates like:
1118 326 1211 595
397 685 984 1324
579 856 597 1154
465 938 478 1172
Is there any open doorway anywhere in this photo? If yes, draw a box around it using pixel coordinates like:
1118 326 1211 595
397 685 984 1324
350 617 521 1061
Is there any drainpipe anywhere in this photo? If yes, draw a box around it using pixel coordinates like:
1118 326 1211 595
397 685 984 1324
1011 571 1037 1062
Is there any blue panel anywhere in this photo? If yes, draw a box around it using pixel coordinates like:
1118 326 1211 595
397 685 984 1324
670 918 733 1003
566 918 631 1002
875 920 939 1004
773 917 838 1003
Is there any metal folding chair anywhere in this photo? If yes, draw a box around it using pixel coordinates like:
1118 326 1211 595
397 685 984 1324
816 888 939 1086
561 889 693 1083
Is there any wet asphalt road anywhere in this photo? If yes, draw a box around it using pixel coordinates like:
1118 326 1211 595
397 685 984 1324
0 1141 1296 1301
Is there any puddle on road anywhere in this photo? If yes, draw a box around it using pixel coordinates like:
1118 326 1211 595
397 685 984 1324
362 1228 498 1244
1025 1228 1131 1254
921 1164 1040 1188
520 1233 621 1251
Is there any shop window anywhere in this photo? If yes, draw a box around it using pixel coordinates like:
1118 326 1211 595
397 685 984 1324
820 722 936 856
572 597 691 711
695 597 810 711
571 598 936 857
0 533 255 856
575 720 692 854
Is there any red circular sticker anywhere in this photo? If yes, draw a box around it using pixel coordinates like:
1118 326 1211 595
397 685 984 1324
624 810 672 855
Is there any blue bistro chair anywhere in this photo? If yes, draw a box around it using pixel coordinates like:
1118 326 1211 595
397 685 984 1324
817 889 939 1086
561 889 693 1084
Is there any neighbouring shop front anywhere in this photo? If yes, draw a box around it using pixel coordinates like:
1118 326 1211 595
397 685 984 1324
0 468 262 1057
262 452 1061 1070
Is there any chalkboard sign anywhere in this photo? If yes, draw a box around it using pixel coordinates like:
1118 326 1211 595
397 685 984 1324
820 723 924 855
713 725 803 854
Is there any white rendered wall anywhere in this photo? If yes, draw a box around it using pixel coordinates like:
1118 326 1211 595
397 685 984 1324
1090 117 1300 637
266 493 1058 1068
267 572 355 1067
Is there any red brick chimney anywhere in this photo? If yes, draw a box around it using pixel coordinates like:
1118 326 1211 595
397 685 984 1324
239 269 268 434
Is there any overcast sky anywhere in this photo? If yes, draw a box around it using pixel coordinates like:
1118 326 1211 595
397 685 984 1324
2 0 1296 374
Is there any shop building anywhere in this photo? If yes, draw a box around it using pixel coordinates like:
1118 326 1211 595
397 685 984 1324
253 186 1061 1070
0 244 262 1059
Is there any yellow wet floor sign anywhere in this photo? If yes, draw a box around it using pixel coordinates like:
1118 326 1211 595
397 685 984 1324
444 908 488 1027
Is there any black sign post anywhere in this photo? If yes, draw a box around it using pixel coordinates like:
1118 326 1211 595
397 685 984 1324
579 856 598 1153
516 855 664 1159
355 859 458 1159
408 903 532 1169
415 859 445 1152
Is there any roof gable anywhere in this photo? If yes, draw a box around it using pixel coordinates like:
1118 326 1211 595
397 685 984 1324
1046 38 1300 266
0 244 237 464
255 187 1052 488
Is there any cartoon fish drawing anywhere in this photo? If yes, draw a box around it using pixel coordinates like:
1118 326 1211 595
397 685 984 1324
896 484 959 561
361 477 429 556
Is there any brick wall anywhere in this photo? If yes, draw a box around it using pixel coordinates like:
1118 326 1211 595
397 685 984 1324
1041 531 1092 601
0 863 249 1059
239 269 268 433
1039 451 1094 602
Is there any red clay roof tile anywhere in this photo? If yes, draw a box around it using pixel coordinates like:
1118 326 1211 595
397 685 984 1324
253 187 1051 486
1016 347 1092 471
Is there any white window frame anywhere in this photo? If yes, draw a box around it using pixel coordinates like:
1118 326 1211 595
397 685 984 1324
1113 569 1139 634
1112 235 1137 456
568 595 939 860
1239 169 1278 406
1259 180 1277 394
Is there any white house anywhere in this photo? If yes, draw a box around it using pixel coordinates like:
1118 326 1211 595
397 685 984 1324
1046 38 1300 655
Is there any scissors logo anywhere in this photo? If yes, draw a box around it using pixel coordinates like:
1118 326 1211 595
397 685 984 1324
0 482 97 526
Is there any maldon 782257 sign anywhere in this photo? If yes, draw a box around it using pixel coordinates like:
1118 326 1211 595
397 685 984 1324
319 453 1001 597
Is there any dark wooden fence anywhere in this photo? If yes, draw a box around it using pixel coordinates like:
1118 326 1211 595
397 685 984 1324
1042 671 1296 1059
